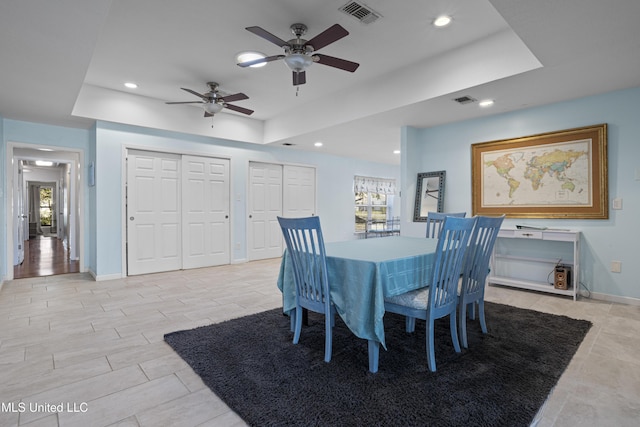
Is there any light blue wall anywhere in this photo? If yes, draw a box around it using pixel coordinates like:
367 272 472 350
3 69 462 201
402 86 640 301
1 119 92 281
1 118 398 281
94 121 400 277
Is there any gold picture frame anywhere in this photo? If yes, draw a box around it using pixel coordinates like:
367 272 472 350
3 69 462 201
471 124 608 219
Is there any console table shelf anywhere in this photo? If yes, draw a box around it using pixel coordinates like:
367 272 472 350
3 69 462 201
488 228 580 301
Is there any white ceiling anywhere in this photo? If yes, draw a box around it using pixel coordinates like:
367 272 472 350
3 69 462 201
1 0 639 165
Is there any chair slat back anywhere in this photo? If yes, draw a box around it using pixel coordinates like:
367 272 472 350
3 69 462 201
425 211 467 238
278 216 330 310
461 215 505 298
428 216 476 314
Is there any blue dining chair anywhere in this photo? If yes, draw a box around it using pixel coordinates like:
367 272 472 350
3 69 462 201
277 216 336 363
425 211 467 238
458 215 505 348
384 216 476 372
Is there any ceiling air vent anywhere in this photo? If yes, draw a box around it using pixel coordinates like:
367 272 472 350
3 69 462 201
339 1 382 24
453 96 477 105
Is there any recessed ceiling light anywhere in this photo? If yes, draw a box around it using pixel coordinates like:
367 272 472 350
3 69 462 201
433 15 452 27
237 51 267 68
124 82 138 89
479 99 495 107
393 150 401 155
38 148 54 151
314 142 323 147
35 160 53 166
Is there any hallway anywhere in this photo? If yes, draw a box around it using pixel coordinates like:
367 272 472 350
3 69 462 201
13 236 79 279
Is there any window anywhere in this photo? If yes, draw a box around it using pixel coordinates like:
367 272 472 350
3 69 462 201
39 187 53 226
354 176 396 233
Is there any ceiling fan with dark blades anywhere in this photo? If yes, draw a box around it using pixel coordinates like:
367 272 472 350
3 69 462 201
238 23 359 86
165 82 254 117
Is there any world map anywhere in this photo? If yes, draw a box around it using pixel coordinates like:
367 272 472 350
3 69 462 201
482 140 591 206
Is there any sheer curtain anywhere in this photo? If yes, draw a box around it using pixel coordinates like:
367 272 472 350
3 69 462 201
353 176 397 195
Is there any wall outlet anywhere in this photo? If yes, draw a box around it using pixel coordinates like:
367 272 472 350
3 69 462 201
612 198 623 210
611 261 622 273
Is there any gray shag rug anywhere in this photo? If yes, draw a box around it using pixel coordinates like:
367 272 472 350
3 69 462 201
164 302 591 427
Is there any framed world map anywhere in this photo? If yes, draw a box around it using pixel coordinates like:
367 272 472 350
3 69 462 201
471 124 608 219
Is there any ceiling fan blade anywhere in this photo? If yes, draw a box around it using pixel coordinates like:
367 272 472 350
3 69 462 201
219 93 249 103
293 71 306 86
224 103 254 115
306 24 349 51
237 54 285 68
314 54 359 72
246 26 289 47
166 101 204 105
181 87 209 100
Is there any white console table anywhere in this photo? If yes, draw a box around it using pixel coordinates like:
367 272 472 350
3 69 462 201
488 228 580 301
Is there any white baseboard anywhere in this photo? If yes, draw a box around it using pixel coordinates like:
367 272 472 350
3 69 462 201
91 271 124 282
588 291 640 307
231 258 248 264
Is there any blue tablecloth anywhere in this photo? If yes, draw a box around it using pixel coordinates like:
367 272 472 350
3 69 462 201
277 236 437 348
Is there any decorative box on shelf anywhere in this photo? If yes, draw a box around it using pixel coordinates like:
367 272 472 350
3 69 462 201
488 228 580 301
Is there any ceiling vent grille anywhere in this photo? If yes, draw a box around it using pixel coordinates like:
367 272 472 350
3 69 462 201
453 96 477 105
339 1 382 24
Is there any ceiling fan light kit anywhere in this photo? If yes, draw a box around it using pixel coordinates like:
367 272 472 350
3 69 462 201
283 53 313 73
203 102 224 114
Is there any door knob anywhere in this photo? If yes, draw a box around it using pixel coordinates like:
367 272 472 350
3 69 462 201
249 215 252 218
129 216 134 221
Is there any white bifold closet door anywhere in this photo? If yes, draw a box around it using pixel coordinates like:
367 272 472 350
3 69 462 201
181 155 230 269
248 162 316 261
127 150 230 275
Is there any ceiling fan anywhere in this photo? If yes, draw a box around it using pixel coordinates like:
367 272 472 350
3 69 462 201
165 82 254 117
237 23 359 86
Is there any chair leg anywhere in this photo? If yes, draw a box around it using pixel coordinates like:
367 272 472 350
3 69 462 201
467 301 476 320
426 318 436 372
459 301 468 349
290 310 295 332
450 311 461 353
405 316 416 333
368 340 379 373
293 306 303 344
324 314 333 363
478 300 487 334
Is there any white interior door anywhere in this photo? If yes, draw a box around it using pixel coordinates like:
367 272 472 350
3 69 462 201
283 165 316 218
248 162 283 261
127 150 182 275
14 161 26 265
182 155 230 269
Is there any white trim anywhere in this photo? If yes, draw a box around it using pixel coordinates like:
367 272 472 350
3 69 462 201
5 142 85 281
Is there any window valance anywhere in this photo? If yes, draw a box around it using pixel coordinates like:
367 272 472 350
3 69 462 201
354 176 397 195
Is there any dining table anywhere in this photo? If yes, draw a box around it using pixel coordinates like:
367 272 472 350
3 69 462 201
277 235 438 373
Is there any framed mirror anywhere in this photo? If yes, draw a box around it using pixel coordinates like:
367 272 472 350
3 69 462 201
413 171 446 222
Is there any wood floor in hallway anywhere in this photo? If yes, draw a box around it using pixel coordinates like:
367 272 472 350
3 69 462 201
13 236 79 279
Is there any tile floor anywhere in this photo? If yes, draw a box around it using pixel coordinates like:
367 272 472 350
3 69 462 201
0 259 638 426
